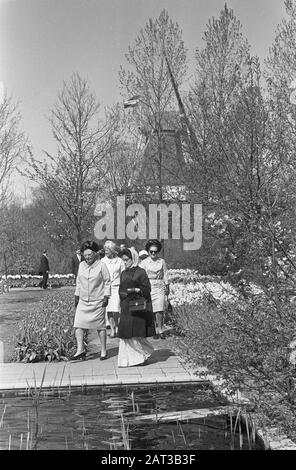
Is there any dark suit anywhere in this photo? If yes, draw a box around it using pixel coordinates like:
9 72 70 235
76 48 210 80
38 254 49 289
71 253 83 280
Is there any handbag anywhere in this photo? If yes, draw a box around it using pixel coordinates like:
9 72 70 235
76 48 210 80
127 269 147 312
129 297 147 312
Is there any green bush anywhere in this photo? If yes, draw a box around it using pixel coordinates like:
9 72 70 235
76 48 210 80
171 294 296 439
13 289 77 362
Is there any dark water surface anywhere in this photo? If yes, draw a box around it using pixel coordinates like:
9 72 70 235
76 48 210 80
0 383 263 450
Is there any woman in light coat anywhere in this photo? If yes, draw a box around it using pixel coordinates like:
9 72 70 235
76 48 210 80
72 240 111 361
101 240 125 338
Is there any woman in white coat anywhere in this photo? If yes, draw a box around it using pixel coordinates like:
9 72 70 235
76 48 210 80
101 240 125 338
72 240 111 361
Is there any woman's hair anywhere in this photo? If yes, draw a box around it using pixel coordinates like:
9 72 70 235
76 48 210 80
104 240 118 254
145 239 162 253
81 240 100 253
119 248 133 260
98 248 105 259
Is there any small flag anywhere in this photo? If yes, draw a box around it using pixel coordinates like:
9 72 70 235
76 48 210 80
123 95 140 108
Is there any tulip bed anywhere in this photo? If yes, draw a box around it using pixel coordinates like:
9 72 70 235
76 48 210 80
5 269 235 293
4 269 256 294
168 269 220 284
168 269 264 306
13 289 76 363
2 274 75 289
169 280 238 306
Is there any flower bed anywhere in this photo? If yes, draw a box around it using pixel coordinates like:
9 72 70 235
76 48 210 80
168 269 222 284
2 274 75 288
13 289 76 362
5 269 220 289
169 281 238 306
4 269 261 295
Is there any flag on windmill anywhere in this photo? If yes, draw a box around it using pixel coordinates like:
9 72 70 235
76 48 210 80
123 95 140 108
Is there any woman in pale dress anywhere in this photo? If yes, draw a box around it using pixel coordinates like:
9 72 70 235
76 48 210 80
101 240 125 338
117 248 155 367
72 240 111 361
140 239 170 339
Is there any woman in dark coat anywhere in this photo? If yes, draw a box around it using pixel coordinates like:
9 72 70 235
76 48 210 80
117 248 155 367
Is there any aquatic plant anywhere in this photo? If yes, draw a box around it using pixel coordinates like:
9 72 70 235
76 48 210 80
25 366 47 450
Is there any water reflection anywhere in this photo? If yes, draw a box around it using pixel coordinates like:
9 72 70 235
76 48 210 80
0 384 262 450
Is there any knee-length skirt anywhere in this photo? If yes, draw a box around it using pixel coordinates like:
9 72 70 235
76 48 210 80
150 279 166 312
106 284 120 313
74 298 106 330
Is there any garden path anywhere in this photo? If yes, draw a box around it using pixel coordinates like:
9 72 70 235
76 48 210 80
0 334 205 391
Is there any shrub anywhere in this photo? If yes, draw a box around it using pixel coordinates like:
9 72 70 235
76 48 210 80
171 294 296 439
13 288 76 362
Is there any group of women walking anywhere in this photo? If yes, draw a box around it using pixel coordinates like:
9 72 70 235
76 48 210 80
71 239 170 367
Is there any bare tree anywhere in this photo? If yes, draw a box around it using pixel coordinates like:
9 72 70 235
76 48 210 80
22 73 116 244
0 90 27 204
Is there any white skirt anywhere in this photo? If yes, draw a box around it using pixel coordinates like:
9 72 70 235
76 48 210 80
106 284 120 313
150 279 166 312
118 337 154 367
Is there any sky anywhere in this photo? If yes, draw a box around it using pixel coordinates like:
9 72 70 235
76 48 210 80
0 0 287 199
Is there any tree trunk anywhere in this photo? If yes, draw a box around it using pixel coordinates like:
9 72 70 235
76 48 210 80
3 252 8 279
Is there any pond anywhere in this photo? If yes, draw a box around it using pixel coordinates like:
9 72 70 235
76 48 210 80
0 383 264 450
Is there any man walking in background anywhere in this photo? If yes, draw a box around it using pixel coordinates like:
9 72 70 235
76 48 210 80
38 250 49 289
71 248 83 281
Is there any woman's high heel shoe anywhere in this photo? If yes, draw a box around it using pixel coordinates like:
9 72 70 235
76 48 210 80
100 352 108 361
70 351 86 361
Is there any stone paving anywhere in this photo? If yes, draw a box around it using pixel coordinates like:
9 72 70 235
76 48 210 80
0 334 205 391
